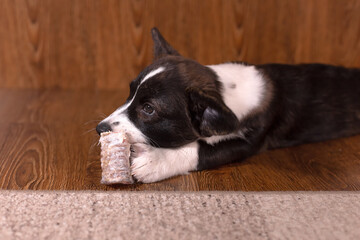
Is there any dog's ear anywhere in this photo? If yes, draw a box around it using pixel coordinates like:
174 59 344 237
151 27 180 60
187 89 240 137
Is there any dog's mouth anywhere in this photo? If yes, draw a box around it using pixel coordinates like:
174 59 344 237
130 145 135 154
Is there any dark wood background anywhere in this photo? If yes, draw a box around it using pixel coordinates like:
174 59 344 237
1 0 360 90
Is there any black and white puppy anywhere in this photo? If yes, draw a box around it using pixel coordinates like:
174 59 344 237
96 28 360 183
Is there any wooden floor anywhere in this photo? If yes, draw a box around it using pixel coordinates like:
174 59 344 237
1 88 360 191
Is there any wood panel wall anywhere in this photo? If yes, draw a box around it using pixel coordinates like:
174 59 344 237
1 0 360 90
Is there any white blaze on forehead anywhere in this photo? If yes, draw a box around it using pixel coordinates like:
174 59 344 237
107 66 166 118
126 66 166 108
125 66 166 109
141 66 166 85
126 66 166 107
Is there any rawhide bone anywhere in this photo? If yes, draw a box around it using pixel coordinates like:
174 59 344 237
99 131 134 184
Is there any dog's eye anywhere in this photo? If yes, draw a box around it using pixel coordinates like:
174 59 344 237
142 104 154 115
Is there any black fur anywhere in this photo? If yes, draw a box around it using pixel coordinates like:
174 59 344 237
197 63 360 170
187 88 240 137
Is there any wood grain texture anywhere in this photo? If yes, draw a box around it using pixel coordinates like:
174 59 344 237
1 0 360 90
0 89 360 191
1 1 360 191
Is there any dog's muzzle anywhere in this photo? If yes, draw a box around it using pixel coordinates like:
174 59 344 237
96 122 112 135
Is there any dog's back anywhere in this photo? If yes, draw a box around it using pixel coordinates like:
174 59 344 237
257 63 360 148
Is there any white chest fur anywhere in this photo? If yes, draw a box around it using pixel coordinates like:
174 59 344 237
204 63 265 145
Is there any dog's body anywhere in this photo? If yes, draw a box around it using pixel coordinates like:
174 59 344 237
97 28 360 183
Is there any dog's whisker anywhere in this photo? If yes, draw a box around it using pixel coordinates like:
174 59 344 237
81 128 97 136
98 113 107 119
88 136 101 154
83 119 102 126
144 136 160 148
132 163 147 170
149 138 160 148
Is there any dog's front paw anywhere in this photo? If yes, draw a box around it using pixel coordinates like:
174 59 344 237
130 142 199 183
130 143 164 183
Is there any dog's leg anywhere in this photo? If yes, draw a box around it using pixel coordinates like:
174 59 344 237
197 137 264 170
131 129 266 182
131 142 199 183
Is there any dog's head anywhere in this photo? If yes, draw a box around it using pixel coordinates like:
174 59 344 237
96 28 239 148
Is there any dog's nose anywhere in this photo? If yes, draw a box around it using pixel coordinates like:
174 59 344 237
96 122 112 135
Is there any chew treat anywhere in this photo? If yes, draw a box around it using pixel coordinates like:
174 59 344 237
99 131 134 184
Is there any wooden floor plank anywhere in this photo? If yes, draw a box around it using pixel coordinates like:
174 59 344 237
0 89 360 191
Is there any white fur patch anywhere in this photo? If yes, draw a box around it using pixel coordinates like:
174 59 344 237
142 66 166 84
110 103 130 118
131 142 199 183
204 131 246 146
205 63 265 145
101 112 147 144
126 66 166 111
208 63 265 119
